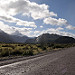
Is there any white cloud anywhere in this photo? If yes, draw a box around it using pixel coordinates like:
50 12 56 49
66 25 75 30
23 1 57 19
34 31 40 34
16 20 37 28
0 0 57 29
56 27 64 31
33 28 75 38
0 21 14 34
40 26 43 28
0 20 75 38
0 0 57 20
0 15 37 28
44 17 75 31
0 0 74 38
50 12 57 17
44 17 68 26
46 28 75 38
0 21 32 36
0 0 38 28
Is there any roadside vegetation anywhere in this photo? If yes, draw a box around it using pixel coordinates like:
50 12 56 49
0 43 75 57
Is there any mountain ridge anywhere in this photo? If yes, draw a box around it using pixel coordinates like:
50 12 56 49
25 33 75 44
0 30 75 44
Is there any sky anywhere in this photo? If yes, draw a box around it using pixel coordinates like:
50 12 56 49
0 0 75 38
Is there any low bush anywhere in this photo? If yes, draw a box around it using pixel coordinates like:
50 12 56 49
0 43 75 57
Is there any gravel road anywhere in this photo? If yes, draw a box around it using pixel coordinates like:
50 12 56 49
0 47 75 75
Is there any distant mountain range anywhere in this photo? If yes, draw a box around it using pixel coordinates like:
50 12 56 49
0 30 13 43
26 33 75 44
0 30 29 43
0 29 75 44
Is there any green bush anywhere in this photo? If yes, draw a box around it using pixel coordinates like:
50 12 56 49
23 50 33 56
0 43 75 57
0 49 9 57
52 44 65 49
11 49 23 56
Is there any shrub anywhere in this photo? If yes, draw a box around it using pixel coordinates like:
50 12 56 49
23 50 33 56
0 49 9 57
53 44 65 49
11 49 23 56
